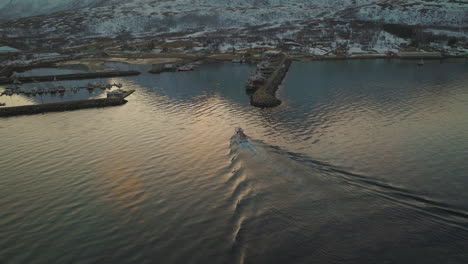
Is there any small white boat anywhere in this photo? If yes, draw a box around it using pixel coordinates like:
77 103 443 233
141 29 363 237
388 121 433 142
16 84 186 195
177 65 194 72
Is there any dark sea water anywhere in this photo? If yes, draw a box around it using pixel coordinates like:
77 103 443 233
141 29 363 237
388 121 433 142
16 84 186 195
1 60 467 264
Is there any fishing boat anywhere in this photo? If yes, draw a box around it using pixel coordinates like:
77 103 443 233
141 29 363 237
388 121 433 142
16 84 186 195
234 127 248 143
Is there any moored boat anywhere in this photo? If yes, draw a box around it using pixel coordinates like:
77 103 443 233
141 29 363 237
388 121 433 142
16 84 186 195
86 83 94 91
107 89 127 98
57 86 66 94
113 83 123 88
2 88 14 96
49 86 57 94
31 87 38 96
177 65 194 72
245 71 266 89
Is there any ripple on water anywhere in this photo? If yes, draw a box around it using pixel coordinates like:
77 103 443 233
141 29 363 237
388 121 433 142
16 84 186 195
1 60 467 264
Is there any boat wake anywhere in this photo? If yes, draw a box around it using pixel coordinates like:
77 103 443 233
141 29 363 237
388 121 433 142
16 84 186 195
226 134 468 263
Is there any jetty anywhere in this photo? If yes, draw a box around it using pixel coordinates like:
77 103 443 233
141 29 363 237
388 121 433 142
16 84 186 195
0 90 135 117
0 71 141 84
398 52 443 59
250 52 292 108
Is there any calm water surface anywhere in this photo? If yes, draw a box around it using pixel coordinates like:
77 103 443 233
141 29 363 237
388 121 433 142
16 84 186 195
1 60 467 264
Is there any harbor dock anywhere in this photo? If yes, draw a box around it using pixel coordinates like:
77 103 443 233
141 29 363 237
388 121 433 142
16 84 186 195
0 71 141 84
0 98 126 117
0 89 135 117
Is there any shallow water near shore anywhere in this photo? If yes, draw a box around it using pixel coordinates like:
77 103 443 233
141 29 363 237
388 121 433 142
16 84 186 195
1 59 467 264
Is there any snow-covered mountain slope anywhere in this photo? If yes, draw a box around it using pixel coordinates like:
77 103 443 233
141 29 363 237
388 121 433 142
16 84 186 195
0 0 374 18
0 0 128 18
1 0 466 39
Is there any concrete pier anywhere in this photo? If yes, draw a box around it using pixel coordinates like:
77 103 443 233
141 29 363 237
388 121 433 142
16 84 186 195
0 71 141 84
250 53 291 108
0 98 128 117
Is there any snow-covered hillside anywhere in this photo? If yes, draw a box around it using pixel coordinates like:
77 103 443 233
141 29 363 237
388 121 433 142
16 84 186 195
0 0 466 40
0 0 375 18
0 0 128 18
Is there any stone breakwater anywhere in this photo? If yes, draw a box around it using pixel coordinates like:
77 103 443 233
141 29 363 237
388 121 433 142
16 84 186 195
0 98 127 117
250 54 291 108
